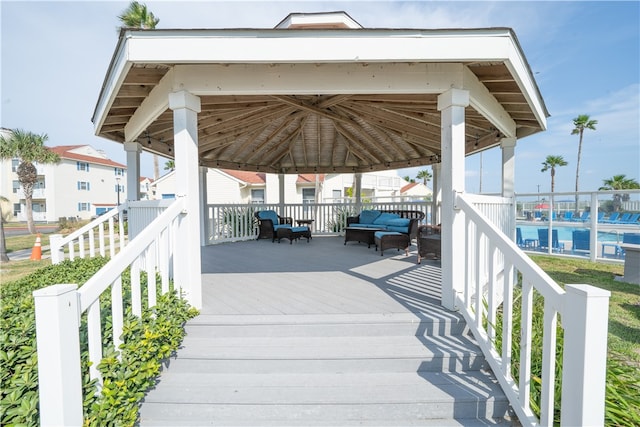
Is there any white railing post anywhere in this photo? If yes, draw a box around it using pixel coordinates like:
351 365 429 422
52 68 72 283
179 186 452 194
560 284 610 427
49 234 64 264
33 284 83 426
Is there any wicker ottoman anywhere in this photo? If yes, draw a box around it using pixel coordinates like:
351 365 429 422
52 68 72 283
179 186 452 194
276 226 311 244
374 231 410 256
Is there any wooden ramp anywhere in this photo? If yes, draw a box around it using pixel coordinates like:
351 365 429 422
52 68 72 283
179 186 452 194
139 236 514 426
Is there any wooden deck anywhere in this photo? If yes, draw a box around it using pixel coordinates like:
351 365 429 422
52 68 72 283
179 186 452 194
139 236 513 426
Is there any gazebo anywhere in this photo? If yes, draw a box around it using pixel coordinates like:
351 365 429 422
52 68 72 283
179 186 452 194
91 11 548 311
33 11 613 427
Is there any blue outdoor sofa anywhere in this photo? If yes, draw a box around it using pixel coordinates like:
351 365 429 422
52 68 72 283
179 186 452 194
346 209 425 241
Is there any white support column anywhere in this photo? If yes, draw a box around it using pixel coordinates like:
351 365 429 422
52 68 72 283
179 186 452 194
124 142 141 201
561 284 610 427
278 173 285 216
432 163 441 225
169 90 202 310
199 167 208 246
500 137 517 198
33 284 83 427
501 137 517 241
354 173 362 212
438 88 469 311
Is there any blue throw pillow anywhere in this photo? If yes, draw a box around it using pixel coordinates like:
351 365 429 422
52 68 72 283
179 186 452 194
386 218 410 227
259 210 279 225
373 212 400 225
359 210 381 224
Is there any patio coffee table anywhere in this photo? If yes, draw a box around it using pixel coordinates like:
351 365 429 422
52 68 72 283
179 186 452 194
344 226 386 248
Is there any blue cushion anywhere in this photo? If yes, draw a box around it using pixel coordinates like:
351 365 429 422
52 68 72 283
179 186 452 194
258 210 279 225
292 226 309 232
351 223 387 229
386 225 409 233
374 231 403 239
386 218 410 227
273 224 291 230
373 212 400 225
359 210 381 224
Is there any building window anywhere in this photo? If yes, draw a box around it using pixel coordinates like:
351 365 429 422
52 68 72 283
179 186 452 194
35 179 45 189
114 168 124 176
302 188 315 203
77 161 90 171
77 181 90 191
333 190 342 200
12 180 20 193
13 203 21 216
115 184 125 193
11 159 19 172
78 202 90 211
251 189 265 204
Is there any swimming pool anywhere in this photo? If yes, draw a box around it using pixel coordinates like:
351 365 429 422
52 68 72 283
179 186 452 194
518 224 624 243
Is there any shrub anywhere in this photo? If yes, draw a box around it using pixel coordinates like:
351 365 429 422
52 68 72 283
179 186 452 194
0 257 197 426
495 285 640 426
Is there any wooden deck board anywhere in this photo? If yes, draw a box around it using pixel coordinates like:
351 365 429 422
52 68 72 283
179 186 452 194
139 236 514 426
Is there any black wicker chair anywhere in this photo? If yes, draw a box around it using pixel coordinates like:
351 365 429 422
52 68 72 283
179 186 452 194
255 210 293 242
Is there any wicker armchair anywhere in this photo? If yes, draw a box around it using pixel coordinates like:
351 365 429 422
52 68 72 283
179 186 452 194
255 210 293 242
417 224 441 263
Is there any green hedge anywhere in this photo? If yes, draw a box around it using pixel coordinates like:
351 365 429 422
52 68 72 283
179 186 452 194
0 257 198 426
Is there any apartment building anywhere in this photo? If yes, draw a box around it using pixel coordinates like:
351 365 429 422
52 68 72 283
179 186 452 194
152 168 422 204
0 137 127 222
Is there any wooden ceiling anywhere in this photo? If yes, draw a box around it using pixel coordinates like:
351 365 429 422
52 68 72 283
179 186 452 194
98 61 544 174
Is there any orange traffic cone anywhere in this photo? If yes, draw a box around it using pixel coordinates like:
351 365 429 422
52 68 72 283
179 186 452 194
30 233 42 261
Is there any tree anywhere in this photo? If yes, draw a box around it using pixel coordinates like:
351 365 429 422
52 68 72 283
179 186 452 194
118 1 161 179
164 159 175 171
118 1 159 29
416 169 432 187
0 130 60 234
599 174 640 212
571 114 597 211
403 176 415 183
0 196 9 263
540 155 568 193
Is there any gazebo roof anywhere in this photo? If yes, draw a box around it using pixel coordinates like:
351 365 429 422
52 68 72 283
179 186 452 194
93 13 548 174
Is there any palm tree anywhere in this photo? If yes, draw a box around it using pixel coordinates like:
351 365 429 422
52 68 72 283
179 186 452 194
118 1 159 29
118 2 160 179
416 169 432 187
541 155 568 193
0 129 60 234
164 159 175 171
571 114 597 211
0 196 9 263
403 176 415 183
599 174 640 212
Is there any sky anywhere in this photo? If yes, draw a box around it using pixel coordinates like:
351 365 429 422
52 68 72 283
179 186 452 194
1 1 638 195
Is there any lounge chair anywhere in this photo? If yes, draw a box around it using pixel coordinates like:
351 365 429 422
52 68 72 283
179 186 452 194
571 230 590 253
570 211 590 222
620 213 640 224
537 228 564 252
614 213 632 224
562 211 574 221
596 212 605 222
602 212 620 223
620 233 640 258
255 210 293 242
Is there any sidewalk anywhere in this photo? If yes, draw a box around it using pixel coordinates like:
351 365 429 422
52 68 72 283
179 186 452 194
8 246 51 261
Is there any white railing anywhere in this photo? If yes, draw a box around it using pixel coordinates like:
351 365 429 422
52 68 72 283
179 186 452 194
205 201 431 243
455 193 610 426
128 199 174 240
50 204 127 264
33 199 185 426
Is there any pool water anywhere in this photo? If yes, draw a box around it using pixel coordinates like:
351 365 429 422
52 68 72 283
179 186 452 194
518 225 622 243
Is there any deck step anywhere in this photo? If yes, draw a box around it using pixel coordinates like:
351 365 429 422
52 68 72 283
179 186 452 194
139 313 513 426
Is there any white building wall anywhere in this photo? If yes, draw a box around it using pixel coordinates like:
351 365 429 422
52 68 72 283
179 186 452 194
206 170 245 203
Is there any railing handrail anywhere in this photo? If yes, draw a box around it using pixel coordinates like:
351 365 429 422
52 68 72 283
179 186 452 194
78 198 184 312
456 194 564 302
56 203 125 248
455 192 610 426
